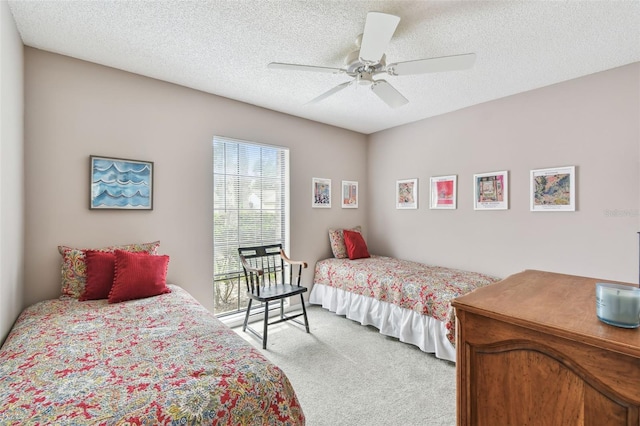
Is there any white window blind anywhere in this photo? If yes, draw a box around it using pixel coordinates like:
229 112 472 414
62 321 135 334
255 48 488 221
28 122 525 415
213 136 289 316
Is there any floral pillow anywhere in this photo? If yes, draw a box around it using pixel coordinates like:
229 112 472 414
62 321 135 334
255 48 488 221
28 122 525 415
58 241 160 299
328 226 362 258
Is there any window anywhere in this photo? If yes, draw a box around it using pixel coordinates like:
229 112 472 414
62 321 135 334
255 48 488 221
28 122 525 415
213 137 289 316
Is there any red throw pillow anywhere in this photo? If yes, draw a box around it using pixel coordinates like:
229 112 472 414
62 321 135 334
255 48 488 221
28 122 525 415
108 250 171 303
80 250 116 301
343 229 370 260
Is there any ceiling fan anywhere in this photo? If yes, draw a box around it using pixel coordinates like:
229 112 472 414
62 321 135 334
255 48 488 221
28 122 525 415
268 11 476 108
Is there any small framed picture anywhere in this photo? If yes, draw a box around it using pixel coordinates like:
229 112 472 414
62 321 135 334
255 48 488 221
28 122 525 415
530 166 575 211
341 181 358 208
312 177 331 208
396 178 418 209
474 171 508 210
430 175 457 209
90 155 153 210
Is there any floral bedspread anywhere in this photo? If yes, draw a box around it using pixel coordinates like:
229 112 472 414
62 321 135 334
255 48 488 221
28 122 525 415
0 285 304 425
314 256 500 344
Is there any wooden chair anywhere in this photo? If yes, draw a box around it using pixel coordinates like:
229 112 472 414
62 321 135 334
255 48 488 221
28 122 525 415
238 244 310 349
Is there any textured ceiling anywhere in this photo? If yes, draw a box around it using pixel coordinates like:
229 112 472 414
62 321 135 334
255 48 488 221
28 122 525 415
7 0 640 134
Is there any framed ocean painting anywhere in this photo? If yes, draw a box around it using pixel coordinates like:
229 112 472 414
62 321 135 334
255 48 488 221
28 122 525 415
90 156 154 210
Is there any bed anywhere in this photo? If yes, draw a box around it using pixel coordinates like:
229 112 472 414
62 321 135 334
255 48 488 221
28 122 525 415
309 255 500 362
0 284 305 425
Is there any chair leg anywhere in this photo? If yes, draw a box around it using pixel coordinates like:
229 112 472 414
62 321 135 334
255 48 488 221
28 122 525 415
263 301 269 350
300 294 310 333
243 299 252 332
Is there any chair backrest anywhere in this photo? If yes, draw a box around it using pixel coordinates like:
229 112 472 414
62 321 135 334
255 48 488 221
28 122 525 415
238 244 286 295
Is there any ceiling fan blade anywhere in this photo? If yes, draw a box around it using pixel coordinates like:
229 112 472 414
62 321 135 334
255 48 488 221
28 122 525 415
307 81 353 105
268 62 344 74
359 12 400 63
389 53 476 76
371 80 408 108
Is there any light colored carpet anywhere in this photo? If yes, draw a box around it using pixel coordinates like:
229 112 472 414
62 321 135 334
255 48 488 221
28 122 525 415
233 305 456 426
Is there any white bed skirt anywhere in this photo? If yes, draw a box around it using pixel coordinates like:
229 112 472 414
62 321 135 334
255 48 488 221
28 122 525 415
309 283 456 362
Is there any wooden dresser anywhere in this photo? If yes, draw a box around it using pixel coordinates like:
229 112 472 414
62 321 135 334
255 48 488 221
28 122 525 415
452 270 640 426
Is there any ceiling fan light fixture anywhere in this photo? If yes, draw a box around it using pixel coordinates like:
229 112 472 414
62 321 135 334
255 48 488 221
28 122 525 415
356 72 373 86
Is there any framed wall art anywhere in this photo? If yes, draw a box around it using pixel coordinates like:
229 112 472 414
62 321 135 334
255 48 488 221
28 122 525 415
90 155 153 210
474 170 509 210
530 166 575 211
430 175 457 209
396 178 418 209
312 177 331 208
341 180 358 208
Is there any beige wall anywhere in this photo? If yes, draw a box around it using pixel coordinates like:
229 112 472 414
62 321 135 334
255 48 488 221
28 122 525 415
0 2 25 343
368 63 640 284
23 48 367 312
15 45 640 324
